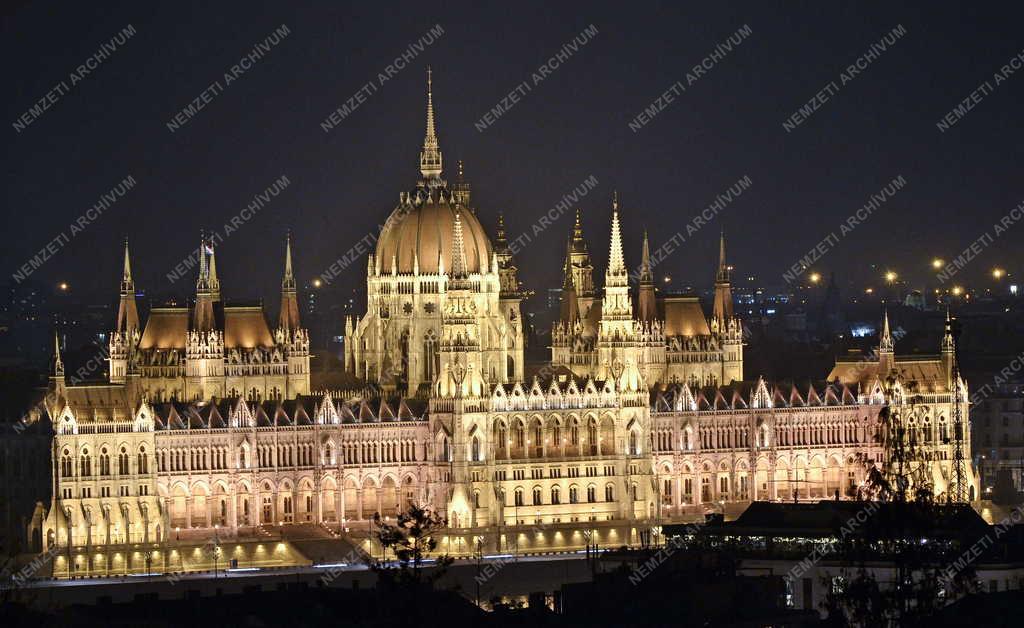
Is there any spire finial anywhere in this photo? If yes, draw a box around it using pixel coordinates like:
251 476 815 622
282 231 296 291
606 194 627 287
53 330 64 376
640 229 653 285
122 238 134 292
420 66 443 178
716 228 730 283
612 190 619 212
880 307 894 353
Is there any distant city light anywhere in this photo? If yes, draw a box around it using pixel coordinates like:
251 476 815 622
864 287 874 294
808 272 821 284
1012 284 1019 295
992 268 1005 279
311 278 323 288
931 258 943 270
884 271 897 283
952 286 963 296
58 282 69 291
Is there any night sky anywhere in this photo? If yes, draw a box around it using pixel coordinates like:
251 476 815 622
5 1 1024 308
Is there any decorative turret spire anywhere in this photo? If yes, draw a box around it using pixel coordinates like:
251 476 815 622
117 238 140 333
560 232 579 323
716 227 730 283
942 307 955 354
638 229 657 322
193 233 216 331
712 228 734 323
282 232 296 291
197 231 209 291
605 191 627 288
279 232 301 332
121 238 133 292
562 232 575 291
639 229 653 285
573 208 585 245
208 242 221 301
450 210 468 285
53 330 64 377
419 66 443 179
880 308 894 354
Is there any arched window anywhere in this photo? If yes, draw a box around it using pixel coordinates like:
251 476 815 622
473 490 480 509
99 448 110 476
569 486 579 504
532 487 542 505
628 431 639 456
551 486 561 505
514 420 525 449
570 421 579 446
471 436 481 462
631 482 638 501
605 484 614 502
61 450 73 477
80 450 92 477
514 488 524 506
423 330 439 382
118 447 130 475
440 437 451 462
552 422 562 447
587 485 596 502
587 419 598 455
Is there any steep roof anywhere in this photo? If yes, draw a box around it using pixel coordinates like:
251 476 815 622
661 296 710 337
139 307 189 350
224 306 275 348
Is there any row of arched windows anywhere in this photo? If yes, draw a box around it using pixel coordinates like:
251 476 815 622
509 483 616 506
61 446 148 478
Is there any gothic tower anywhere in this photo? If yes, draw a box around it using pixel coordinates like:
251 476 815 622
638 230 657 322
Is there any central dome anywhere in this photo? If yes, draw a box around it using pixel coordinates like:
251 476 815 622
376 190 492 275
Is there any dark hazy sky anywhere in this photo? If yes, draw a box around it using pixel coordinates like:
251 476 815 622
5 1 1024 306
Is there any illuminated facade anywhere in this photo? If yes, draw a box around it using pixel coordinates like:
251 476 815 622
30 71 973 561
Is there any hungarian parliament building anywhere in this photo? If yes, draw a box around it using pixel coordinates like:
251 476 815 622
25 71 975 554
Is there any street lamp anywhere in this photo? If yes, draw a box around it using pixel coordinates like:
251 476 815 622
808 272 821 284
931 258 944 270
993 268 1006 280
885 271 898 283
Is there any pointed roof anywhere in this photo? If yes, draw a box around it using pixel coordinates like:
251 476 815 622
121 238 133 292
605 191 627 287
53 330 64 376
117 239 140 333
880 308 894 353
282 232 296 292
639 229 653 285
716 228 730 283
208 244 220 299
419 66 443 178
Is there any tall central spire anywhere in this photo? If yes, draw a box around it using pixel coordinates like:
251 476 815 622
420 66 443 179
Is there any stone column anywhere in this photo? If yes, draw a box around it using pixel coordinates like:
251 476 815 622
314 479 322 524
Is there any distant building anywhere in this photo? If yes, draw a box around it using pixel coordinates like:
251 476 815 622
970 386 1024 501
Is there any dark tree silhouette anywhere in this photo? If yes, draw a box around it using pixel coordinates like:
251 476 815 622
370 503 453 586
